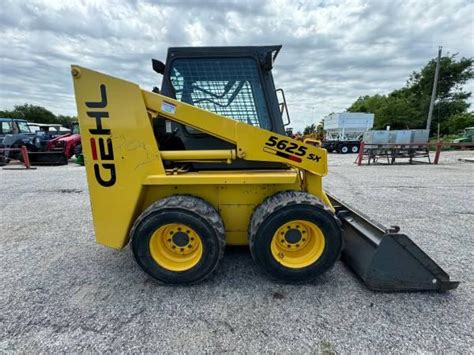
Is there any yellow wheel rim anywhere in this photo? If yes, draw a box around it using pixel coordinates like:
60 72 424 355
149 223 203 272
270 220 325 269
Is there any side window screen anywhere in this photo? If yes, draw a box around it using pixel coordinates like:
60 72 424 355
169 58 271 130
1 122 13 134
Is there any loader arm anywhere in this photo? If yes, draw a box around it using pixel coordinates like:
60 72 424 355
141 91 328 177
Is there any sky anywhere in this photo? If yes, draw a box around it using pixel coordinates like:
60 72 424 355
0 0 473 131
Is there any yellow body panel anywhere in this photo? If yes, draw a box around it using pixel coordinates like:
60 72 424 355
71 66 332 249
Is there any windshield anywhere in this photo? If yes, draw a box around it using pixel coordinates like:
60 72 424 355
169 57 271 130
17 121 31 133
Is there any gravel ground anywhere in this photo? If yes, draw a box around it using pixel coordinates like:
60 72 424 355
1 151 473 353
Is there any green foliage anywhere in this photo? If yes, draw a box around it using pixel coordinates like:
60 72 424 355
303 123 316 135
56 115 77 129
347 54 473 135
0 104 76 128
444 112 474 134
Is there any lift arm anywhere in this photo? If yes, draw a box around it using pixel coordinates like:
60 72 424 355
72 66 327 176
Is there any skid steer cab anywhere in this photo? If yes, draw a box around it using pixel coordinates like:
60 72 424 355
72 45 458 291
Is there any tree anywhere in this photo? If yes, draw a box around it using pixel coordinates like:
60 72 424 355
0 104 76 126
56 115 76 128
347 54 473 135
303 123 316 135
444 112 474 134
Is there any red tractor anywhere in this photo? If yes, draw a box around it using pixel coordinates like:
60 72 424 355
46 123 81 159
28 122 81 165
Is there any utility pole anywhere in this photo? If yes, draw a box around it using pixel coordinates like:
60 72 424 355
426 46 442 132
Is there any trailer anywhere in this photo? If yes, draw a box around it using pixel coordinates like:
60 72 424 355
358 129 431 165
323 112 374 153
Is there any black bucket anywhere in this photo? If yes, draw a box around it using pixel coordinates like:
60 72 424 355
327 193 459 292
27 151 68 166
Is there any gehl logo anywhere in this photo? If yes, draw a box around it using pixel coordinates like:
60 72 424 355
85 84 116 187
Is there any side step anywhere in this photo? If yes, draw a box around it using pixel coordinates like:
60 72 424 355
326 193 459 292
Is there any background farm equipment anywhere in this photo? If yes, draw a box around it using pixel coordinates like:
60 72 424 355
28 123 81 165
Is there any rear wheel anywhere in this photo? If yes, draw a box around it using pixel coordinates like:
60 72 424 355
131 195 225 284
249 191 342 282
351 144 359 153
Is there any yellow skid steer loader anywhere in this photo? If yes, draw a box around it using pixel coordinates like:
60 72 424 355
71 45 458 291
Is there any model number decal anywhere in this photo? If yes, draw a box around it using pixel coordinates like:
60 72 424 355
264 136 321 162
265 136 307 156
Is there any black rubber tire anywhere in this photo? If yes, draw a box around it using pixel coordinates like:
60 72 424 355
74 144 82 157
249 191 342 282
351 144 359 154
339 145 349 154
130 195 225 285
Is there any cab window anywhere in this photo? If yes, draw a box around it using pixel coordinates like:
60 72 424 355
169 57 271 130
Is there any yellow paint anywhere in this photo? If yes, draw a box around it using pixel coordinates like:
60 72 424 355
149 223 203 271
144 169 300 185
71 66 333 250
270 220 326 269
160 149 236 161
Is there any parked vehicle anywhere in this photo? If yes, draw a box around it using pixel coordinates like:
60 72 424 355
70 45 457 291
0 118 35 163
28 123 81 165
30 124 66 152
46 122 81 159
452 127 474 143
322 112 374 153
28 123 70 136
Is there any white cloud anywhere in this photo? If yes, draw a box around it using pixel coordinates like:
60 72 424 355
0 0 472 131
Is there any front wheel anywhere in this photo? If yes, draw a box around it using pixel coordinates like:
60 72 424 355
249 191 342 282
